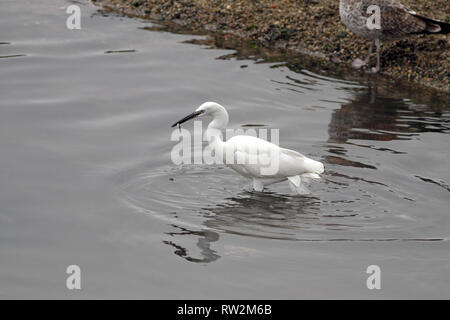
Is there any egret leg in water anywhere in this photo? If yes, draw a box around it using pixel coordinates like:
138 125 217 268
171 102 324 195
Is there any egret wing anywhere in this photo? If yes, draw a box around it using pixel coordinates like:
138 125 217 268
279 148 324 176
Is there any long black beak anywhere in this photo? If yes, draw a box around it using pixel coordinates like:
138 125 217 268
171 110 204 127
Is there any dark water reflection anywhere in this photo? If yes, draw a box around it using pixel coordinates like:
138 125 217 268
329 83 449 144
164 225 220 263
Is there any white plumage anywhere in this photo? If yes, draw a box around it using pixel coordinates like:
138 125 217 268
171 102 324 194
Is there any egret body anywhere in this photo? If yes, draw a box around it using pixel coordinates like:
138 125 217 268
171 102 324 194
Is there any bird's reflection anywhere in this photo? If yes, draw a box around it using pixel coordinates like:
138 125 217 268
163 225 220 263
202 191 320 237
328 82 448 144
163 192 320 263
326 82 449 169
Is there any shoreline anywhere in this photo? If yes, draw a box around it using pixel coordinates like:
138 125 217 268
92 0 449 92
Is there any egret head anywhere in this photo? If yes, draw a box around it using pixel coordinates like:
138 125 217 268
195 101 226 116
171 102 228 128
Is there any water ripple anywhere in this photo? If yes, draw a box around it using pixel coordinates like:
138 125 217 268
114 163 446 243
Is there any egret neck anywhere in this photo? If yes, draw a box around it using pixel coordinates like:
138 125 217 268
204 106 229 161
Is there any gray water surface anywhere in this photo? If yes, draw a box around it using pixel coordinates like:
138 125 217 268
1 0 449 299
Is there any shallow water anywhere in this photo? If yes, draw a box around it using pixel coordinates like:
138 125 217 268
1 0 449 299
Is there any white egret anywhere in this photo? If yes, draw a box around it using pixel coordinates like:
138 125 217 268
171 102 324 194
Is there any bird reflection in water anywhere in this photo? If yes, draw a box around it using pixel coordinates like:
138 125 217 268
202 191 320 239
163 192 321 263
163 225 220 263
326 82 449 169
328 82 448 145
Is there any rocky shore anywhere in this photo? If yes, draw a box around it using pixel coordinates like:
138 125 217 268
93 0 449 92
